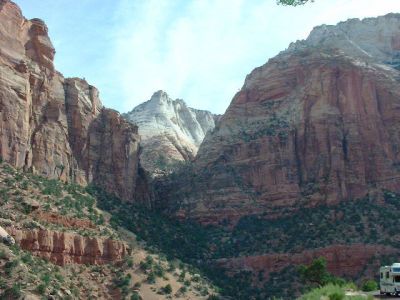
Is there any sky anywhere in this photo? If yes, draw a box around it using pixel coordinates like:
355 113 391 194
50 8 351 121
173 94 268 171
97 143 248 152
13 0 400 114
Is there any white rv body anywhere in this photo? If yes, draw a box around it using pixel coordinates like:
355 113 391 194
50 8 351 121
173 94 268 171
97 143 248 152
380 263 400 295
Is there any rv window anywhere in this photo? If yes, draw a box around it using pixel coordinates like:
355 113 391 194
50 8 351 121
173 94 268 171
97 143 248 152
381 272 383 279
393 268 400 273
387 272 390 279
395 276 400 283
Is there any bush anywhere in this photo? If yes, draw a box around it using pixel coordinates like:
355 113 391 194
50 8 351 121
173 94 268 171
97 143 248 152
2 284 21 299
147 271 156 283
4 259 19 276
0 249 8 259
298 257 332 286
297 284 345 300
37 283 47 294
131 292 141 300
329 291 345 300
361 280 378 292
162 284 172 294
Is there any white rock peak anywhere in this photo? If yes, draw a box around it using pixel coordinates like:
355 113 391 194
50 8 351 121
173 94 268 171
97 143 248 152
123 91 218 172
286 13 400 69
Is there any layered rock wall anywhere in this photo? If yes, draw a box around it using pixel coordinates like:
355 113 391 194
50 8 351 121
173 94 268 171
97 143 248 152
0 0 150 204
217 244 396 283
6 227 130 265
162 14 400 225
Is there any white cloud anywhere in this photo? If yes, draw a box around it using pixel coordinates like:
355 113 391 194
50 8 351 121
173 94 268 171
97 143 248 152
110 0 400 114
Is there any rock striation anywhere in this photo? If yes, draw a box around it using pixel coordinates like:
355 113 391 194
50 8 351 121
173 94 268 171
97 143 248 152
0 0 151 205
160 13 400 225
6 227 130 265
123 91 218 175
216 244 396 284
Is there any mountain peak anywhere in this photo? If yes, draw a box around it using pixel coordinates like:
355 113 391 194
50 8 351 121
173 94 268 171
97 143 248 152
150 90 170 102
285 13 400 69
123 93 218 175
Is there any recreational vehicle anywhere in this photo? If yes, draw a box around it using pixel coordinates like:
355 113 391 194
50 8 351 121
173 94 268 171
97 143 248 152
380 263 400 295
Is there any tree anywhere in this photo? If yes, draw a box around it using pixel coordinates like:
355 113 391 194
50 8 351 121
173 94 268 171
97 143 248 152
361 280 378 292
278 0 312 6
298 257 332 286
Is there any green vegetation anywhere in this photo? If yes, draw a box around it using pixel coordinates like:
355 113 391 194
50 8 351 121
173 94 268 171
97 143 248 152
297 284 345 300
298 257 344 287
360 280 378 292
87 183 400 299
161 283 172 294
278 0 311 6
1 283 22 299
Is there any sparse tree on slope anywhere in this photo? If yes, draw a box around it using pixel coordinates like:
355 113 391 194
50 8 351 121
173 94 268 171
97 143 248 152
278 0 312 6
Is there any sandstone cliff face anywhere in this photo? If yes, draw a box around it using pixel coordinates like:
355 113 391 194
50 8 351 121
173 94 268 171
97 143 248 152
159 13 400 225
123 91 218 175
6 227 130 266
0 0 150 204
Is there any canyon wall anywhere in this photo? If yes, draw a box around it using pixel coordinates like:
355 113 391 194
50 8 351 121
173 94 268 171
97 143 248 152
0 0 151 205
160 13 400 225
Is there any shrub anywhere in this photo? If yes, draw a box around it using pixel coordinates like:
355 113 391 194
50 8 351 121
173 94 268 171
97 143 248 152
37 283 47 294
125 256 134 268
297 284 345 300
177 286 187 295
131 292 141 300
147 271 156 283
329 291 345 300
361 280 378 292
4 259 19 275
0 249 8 259
154 263 165 277
162 284 172 294
2 284 21 299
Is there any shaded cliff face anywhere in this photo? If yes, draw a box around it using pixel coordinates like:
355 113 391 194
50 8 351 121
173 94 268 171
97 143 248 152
123 91 218 175
159 13 400 224
0 0 150 205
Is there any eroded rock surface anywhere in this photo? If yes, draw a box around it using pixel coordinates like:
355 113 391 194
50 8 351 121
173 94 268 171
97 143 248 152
123 91 218 175
6 227 130 265
0 0 150 204
217 244 396 284
160 13 400 225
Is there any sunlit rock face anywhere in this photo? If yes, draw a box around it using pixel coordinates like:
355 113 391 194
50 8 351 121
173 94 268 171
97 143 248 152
0 0 151 205
123 90 219 176
158 13 400 225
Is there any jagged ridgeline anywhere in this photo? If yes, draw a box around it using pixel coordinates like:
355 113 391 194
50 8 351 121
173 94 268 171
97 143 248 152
123 90 220 176
2 0 400 298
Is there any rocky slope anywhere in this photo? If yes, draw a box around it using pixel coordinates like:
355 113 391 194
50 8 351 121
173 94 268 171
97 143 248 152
0 0 151 205
0 161 218 299
158 13 400 225
147 13 400 298
123 91 218 175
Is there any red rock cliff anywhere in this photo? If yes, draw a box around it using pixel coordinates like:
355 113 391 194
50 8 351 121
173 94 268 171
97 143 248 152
0 0 151 205
6 227 130 266
163 14 400 224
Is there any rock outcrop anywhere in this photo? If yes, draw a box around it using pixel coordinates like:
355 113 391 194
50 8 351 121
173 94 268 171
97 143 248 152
0 0 151 205
6 227 130 265
123 91 218 175
0 226 15 245
160 13 400 225
216 244 396 283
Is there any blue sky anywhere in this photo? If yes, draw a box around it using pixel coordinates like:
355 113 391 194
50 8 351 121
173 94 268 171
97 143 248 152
13 0 400 114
